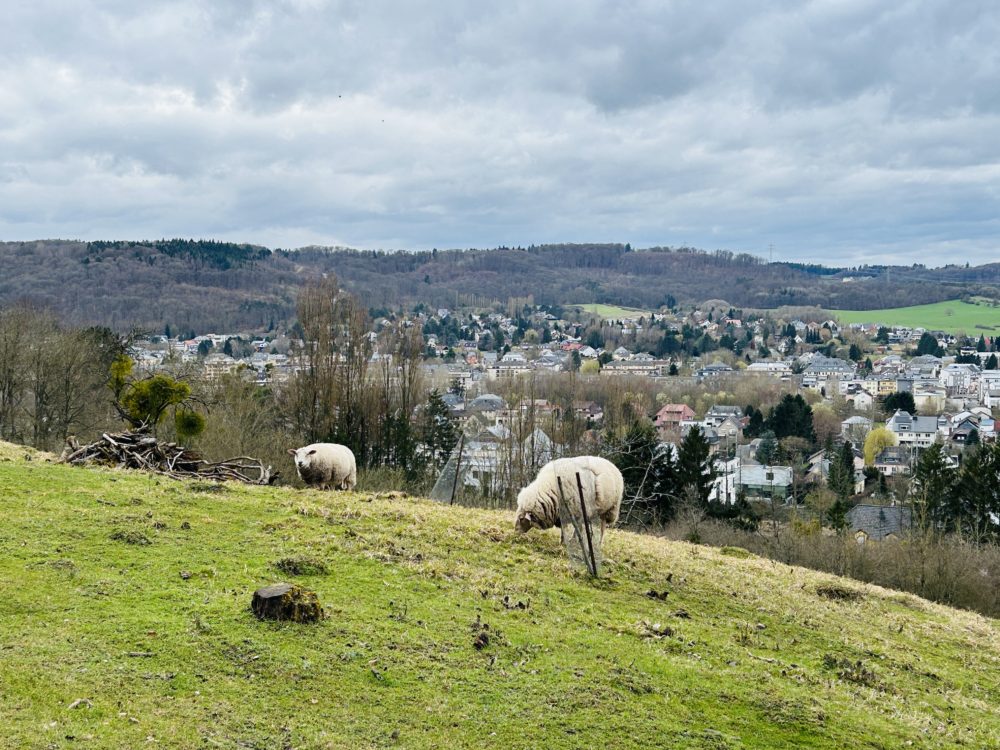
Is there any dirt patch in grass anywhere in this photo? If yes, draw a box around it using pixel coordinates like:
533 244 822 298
816 584 864 602
719 546 752 559
274 556 329 576
110 529 152 546
822 654 887 690
189 482 228 494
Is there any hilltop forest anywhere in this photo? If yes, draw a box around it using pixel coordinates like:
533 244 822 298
2 239 1000 332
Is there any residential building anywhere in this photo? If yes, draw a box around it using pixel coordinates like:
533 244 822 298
711 458 793 503
873 446 911 476
847 504 913 543
695 361 734 378
841 416 872 443
746 362 791 377
886 410 944 449
654 403 695 432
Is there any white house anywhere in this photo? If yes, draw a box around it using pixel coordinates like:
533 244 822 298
886 410 943 449
940 363 980 394
746 362 792 376
711 458 794 503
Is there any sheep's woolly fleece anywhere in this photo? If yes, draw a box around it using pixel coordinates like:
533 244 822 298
289 443 357 490
515 455 623 533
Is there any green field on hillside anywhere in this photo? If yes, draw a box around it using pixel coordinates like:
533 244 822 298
1 443 999 749
572 303 651 319
830 299 1000 334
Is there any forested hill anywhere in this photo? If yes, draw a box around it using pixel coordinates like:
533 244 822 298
3 239 1000 332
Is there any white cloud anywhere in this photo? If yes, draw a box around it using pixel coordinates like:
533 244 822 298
1 0 998 265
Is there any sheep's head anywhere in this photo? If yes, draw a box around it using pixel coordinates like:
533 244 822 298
514 510 535 533
288 447 317 471
514 486 539 533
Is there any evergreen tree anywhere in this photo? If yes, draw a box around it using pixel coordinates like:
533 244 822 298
950 442 1000 541
649 442 681 521
977 334 987 352
839 439 855 475
419 389 458 471
827 496 849 531
708 490 759 531
676 426 715 506
912 443 956 530
827 440 854 501
848 343 862 361
877 471 889 498
603 420 679 521
756 430 778 465
744 405 764 439
916 332 943 357
986 353 998 370
883 391 916 415
766 394 815 443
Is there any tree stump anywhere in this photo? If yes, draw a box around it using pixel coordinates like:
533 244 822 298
250 583 324 623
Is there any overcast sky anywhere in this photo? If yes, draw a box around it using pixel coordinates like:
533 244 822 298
2 1 999 266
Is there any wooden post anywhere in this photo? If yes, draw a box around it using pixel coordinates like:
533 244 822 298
556 474 566 512
575 472 599 577
449 433 465 506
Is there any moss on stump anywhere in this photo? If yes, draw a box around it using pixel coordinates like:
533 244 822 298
251 583 324 623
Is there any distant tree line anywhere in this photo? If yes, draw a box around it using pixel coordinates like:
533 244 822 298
0 307 128 451
5 240 1000 333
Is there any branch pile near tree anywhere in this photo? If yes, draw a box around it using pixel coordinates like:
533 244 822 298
59 432 278 485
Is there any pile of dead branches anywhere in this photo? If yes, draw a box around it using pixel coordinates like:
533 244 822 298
59 432 278 485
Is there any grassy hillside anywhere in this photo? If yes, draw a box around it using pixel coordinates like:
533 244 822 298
572 303 653 319
1 443 998 749
830 299 1000 334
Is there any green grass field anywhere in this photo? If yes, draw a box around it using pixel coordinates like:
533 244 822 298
572 303 651 319
1 442 999 748
830 299 1000 334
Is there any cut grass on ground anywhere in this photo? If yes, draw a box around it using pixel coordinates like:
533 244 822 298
829 299 1000 335
571 303 652 319
1 444 998 749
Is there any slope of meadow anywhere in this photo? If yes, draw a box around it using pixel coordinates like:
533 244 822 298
830 299 1000 334
0 442 998 749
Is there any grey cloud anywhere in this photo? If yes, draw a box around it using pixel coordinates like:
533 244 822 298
1 1 999 265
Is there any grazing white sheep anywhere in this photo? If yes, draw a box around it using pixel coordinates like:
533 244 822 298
514 456 623 539
287 443 357 491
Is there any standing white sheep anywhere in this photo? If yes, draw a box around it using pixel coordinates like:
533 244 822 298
514 455 623 540
287 443 357 491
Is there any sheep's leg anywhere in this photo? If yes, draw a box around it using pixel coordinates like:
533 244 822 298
599 518 615 566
